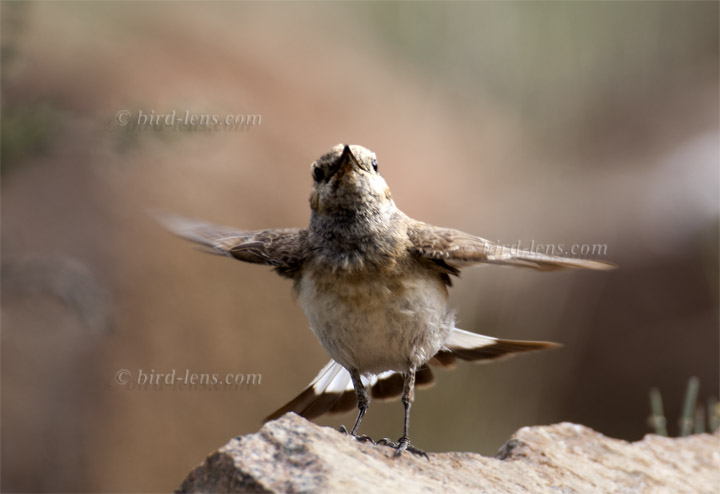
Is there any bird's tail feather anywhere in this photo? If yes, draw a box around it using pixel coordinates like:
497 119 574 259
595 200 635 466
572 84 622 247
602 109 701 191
430 327 560 368
264 327 559 422
263 361 434 422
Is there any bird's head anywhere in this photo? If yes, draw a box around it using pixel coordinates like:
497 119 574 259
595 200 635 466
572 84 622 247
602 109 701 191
309 144 393 217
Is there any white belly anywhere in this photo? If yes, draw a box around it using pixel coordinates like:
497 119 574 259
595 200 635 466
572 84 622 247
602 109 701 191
297 268 453 374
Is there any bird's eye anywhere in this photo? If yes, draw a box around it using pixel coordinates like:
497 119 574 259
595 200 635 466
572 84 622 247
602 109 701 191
312 166 325 183
371 159 378 173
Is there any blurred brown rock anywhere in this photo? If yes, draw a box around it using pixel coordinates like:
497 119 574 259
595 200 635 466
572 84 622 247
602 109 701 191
177 414 720 494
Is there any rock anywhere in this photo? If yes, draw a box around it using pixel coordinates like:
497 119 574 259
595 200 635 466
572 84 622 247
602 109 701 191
177 413 720 494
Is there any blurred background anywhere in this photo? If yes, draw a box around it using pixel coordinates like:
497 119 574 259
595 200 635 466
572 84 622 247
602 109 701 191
1 1 717 492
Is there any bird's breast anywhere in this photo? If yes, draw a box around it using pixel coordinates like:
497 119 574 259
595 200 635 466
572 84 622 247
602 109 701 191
296 263 453 374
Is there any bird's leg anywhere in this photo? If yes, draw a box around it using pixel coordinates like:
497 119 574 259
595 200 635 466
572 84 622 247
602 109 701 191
349 368 369 435
378 365 429 459
395 365 417 455
338 369 375 444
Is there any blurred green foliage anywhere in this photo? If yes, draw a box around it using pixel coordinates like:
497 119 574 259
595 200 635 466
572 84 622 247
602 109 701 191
1 105 62 177
649 377 719 436
1 2 62 177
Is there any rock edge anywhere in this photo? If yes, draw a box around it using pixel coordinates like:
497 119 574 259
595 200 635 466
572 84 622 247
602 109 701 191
177 413 719 493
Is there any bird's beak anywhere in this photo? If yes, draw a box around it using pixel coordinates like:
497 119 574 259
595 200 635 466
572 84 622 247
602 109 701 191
335 145 359 180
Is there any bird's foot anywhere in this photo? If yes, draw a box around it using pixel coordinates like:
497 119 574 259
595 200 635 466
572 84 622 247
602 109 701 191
377 436 429 459
337 425 376 444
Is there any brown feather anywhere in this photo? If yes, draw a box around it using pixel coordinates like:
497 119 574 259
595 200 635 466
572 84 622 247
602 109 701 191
407 220 615 272
155 213 307 279
263 385 324 422
415 365 435 388
370 373 404 400
437 339 560 365
265 366 438 422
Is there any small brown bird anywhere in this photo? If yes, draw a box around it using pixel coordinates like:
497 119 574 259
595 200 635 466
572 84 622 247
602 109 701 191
159 144 613 456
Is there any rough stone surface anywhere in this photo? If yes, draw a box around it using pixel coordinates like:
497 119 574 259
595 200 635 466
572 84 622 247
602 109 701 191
177 413 720 494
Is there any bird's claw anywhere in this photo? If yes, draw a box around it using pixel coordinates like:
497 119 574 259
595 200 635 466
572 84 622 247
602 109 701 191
377 436 429 459
338 425 377 445
354 434 376 444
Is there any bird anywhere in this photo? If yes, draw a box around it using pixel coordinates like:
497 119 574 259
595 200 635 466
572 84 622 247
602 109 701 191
157 144 614 457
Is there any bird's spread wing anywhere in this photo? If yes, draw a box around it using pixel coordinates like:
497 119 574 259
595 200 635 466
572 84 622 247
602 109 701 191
407 221 615 272
155 212 307 278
